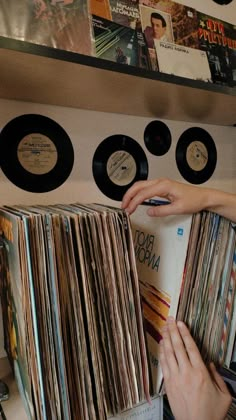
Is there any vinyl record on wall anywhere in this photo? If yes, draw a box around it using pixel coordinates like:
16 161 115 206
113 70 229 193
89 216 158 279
0 114 74 192
144 120 172 156
92 134 149 201
175 127 217 184
212 0 233 5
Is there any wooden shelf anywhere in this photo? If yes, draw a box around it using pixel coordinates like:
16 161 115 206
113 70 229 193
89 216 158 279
0 36 236 126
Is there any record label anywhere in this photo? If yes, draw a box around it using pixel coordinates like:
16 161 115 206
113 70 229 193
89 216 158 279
176 127 217 184
107 151 137 186
0 114 74 193
17 133 58 175
93 134 148 201
186 141 208 172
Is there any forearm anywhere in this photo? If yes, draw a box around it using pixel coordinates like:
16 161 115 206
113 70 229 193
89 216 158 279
203 188 236 223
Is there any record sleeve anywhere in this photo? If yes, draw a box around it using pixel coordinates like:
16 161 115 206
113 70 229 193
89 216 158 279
0 0 93 56
109 0 140 29
139 0 200 72
154 41 212 82
198 12 236 86
92 15 145 67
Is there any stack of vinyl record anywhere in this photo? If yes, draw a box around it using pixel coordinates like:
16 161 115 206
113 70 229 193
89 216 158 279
0 203 150 419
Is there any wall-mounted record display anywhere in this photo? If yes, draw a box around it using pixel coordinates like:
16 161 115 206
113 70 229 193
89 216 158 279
92 135 148 201
0 114 74 193
175 127 217 184
144 121 171 156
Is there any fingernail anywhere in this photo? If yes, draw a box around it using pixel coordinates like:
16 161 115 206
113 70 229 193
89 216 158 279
147 208 154 216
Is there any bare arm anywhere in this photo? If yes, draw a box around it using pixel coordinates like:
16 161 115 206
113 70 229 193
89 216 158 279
121 179 236 222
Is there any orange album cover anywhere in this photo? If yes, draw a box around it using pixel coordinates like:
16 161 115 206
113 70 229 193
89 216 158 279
89 0 112 20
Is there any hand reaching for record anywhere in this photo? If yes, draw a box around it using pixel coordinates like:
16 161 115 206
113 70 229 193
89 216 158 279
159 318 232 420
121 178 236 223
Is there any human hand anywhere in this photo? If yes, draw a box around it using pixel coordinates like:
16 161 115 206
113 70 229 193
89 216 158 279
121 178 209 217
159 317 232 420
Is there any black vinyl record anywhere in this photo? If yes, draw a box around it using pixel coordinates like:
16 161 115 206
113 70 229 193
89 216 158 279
212 0 233 4
92 134 149 201
0 114 74 193
144 120 171 156
175 127 217 184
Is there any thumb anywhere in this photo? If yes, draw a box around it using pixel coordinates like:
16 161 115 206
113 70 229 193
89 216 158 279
209 363 230 394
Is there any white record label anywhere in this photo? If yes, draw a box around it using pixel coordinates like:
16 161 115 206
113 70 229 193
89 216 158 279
186 141 208 171
107 151 137 186
17 133 58 175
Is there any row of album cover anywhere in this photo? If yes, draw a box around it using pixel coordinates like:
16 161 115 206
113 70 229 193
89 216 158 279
1 201 236 418
0 0 236 87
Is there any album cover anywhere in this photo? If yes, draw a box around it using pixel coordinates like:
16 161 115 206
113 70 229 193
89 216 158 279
0 210 38 419
139 0 199 49
130 205 193 394
109 0 141 29
138 0 201 73
92 15 149 68
154 40 212 82
131 205 236 397
198 12 236 86
0 0 93 56
90 0 112 20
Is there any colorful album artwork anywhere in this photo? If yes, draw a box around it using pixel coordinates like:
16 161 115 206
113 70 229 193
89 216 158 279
131 205 193 393
0 0 93 56
109 0 141 29
198 12 236 86
138 0 200 72
139 0 199 48
92 14 149 68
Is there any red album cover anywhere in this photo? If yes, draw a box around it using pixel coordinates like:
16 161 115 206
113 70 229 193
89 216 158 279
198 12 236 86
0 0 93 56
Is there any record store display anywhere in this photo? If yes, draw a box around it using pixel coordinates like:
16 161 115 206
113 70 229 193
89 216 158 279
175 127 217 184
0 114 74 193
92 134 148 201
144 121 172 156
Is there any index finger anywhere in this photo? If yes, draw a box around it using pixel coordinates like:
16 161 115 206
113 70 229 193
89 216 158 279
122 180 157 211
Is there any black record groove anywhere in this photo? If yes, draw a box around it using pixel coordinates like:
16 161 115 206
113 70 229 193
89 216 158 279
0 114 74 193
175 127 217 184
92 134 149 201
144 120 172 156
